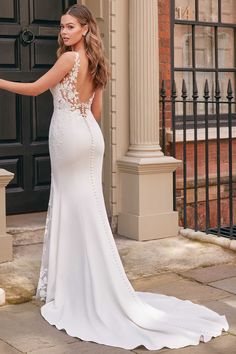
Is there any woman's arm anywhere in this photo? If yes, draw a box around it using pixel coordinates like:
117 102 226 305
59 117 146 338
91 86 103 122
0 52 75 97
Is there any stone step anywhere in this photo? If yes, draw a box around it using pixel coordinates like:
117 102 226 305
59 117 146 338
6 212 47 246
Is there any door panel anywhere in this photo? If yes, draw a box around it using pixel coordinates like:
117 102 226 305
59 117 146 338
0 0 77 214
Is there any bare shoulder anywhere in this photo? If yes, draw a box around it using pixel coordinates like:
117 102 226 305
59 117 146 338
59 51 76 60
56 51 76 70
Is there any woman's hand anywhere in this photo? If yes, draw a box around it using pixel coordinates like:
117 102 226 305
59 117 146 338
0 52 75 96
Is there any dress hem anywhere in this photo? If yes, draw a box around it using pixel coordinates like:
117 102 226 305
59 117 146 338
39 301 229 351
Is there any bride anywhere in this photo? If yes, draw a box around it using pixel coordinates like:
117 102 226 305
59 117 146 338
0 3 229 351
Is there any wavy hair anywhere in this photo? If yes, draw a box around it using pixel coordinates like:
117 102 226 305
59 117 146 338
57 4 110 89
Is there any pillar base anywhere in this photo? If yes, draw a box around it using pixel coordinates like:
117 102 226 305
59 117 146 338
118 211 179 241
0 234 13 263
117 155 182 241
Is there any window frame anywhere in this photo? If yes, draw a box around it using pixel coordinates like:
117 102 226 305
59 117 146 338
171 0 236 130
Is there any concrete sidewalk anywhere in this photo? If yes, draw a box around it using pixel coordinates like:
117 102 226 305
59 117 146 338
0 262 236 353
0 212 236 353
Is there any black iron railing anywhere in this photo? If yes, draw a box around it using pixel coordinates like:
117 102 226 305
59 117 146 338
160 78 236 239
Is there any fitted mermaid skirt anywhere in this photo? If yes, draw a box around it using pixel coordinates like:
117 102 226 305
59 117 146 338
35 107 229 351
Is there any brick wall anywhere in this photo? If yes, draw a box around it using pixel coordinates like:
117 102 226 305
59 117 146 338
158 0 171 93
158 0 172 140
175 139 236 229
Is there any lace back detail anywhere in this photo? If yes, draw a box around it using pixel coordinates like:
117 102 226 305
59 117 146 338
35 181 53 301
58 51 95 117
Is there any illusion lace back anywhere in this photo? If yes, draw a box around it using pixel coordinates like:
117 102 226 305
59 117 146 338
52 51 95 116
35 51 229 351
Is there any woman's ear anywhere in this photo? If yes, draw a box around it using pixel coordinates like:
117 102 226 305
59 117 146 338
83 25 89 36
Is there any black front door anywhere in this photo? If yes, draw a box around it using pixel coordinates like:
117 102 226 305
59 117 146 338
0 0 77 214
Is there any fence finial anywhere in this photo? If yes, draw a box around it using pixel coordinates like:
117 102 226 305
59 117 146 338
171 80 177 99
192 78 198 99
203 79 210 99
227 79 233 100
181 79 187 99
215 79 221 99
160 80 166 98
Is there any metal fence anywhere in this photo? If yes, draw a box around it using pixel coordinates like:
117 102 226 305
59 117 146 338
160 78 236 239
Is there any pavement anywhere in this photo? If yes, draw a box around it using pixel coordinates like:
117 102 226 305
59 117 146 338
0 212 236 353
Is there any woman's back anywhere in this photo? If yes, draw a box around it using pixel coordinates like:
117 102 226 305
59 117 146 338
53 51 95 117
74 50 94 103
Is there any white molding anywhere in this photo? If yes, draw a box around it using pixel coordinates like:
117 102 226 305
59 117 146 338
167 127 236 142
117 156 182 174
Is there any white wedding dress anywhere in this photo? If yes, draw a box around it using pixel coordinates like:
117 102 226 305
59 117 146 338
35 51 229 351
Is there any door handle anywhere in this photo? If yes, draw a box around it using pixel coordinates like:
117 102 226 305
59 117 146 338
20 28 35 45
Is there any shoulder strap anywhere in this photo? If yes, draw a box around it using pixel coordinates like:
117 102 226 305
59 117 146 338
70 51 80 81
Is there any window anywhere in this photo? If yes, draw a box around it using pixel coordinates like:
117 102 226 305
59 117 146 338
172 0 236 127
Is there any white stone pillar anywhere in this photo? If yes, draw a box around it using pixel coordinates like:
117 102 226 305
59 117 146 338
127 0 162 158
117 0 181 241
0 169 14 263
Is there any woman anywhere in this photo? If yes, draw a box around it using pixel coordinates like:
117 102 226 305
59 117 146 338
0 4 229 351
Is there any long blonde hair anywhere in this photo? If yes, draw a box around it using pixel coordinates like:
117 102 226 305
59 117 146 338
57 4 110 89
